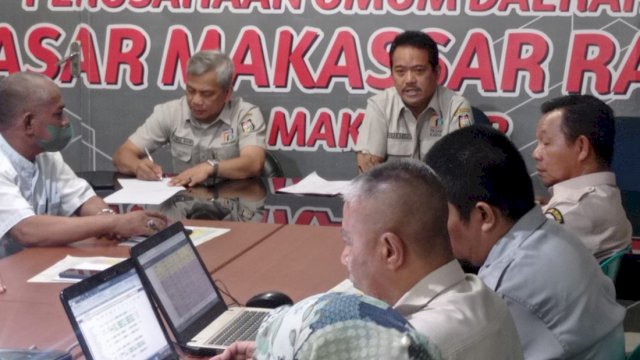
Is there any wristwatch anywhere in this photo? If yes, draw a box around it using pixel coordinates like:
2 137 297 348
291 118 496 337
207 159 220 178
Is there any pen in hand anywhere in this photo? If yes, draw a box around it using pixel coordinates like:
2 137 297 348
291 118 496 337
144 147 162 180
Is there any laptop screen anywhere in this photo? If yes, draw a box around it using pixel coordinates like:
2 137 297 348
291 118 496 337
136 230 220 332
66 266 175 360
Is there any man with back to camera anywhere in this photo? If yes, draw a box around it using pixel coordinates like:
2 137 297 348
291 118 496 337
113 50 267 187
533 95 632 261
425 125 625 360
212 160 523 360
354 30 474 173
0 72 168 256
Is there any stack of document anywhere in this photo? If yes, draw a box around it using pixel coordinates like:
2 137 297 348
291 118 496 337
277 172 351 196
104 178 184 205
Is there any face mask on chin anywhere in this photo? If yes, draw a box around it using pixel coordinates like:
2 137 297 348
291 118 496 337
36 124 74 152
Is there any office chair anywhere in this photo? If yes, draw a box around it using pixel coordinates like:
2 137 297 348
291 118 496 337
599 245 631 281
628 342 640 360
471 106 491 127
263 151 284 178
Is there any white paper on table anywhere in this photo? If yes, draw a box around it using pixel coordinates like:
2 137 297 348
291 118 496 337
104 178 184 204
118 226 230 247
28 255 126 283
277 172 351 196
187 226 230 246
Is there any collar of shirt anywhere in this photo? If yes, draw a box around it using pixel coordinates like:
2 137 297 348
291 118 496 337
548 171 617 197
0 133 40 202
181 96 235 129
390 85 443 121
0 134 37 178
393 259 466 315
480 207 546 278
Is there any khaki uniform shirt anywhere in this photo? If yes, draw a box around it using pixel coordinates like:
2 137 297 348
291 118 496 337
542 172 632 261
394 260 524 360
129 96 266 173
354 85 473 160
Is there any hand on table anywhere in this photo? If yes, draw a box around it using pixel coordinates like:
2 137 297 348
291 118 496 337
169 163 213 187
210 341 256 360
356 152 384 174
112 210 168 237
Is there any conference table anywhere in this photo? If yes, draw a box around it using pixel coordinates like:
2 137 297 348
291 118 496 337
106 177 344 226
0 218 347 356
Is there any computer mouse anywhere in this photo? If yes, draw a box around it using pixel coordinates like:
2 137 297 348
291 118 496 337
245 291 293 309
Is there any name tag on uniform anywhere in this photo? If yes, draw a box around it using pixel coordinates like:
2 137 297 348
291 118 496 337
171 134 194 146
388 132 412 140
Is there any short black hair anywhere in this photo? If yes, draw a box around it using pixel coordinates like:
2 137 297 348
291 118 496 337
541 94 615 167
389 30 439 69
425 125 535 223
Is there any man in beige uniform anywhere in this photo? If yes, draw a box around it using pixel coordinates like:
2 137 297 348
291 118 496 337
354 30 473 173
533 94 631 261
113 51 266 187
213 160 524 360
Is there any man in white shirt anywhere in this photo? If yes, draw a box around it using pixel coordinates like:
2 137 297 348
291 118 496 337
213 160 523 360
533 94 632 261
0 72 167 255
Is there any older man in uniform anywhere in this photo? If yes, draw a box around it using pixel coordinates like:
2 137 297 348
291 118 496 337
212 160 523 360
354 30 473 173
427 125 625 359
533 95 632 261
0 72 167 256
113 50 266 187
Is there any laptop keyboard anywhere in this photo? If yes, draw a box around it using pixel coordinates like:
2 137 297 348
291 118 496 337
207 311 269 346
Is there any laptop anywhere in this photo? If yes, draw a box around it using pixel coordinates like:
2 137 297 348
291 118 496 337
60 259 178 360
130 222 271 355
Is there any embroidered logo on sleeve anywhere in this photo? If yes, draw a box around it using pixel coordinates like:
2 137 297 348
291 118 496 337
457 113 472 128
544 207 564 224
241 119 255 133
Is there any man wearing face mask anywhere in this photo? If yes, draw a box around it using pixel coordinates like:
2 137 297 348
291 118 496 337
0 72 168 256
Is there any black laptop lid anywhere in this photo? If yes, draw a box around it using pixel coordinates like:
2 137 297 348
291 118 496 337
130 222 228 346
60 259 177 360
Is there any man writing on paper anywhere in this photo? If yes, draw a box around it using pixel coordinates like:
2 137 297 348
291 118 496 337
0 72 167 256
354 30 474 173
113 51 267 187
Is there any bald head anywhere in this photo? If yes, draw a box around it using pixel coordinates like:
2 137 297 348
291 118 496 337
343 160 452 260
0 72 58 131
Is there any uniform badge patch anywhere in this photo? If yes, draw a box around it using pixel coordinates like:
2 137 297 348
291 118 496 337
222 129 234 143
458 113 472 128
544 207 564 224
429 112 443 137
241 119 255 133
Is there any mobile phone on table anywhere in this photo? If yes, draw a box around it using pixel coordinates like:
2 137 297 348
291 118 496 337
58 268 100 280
